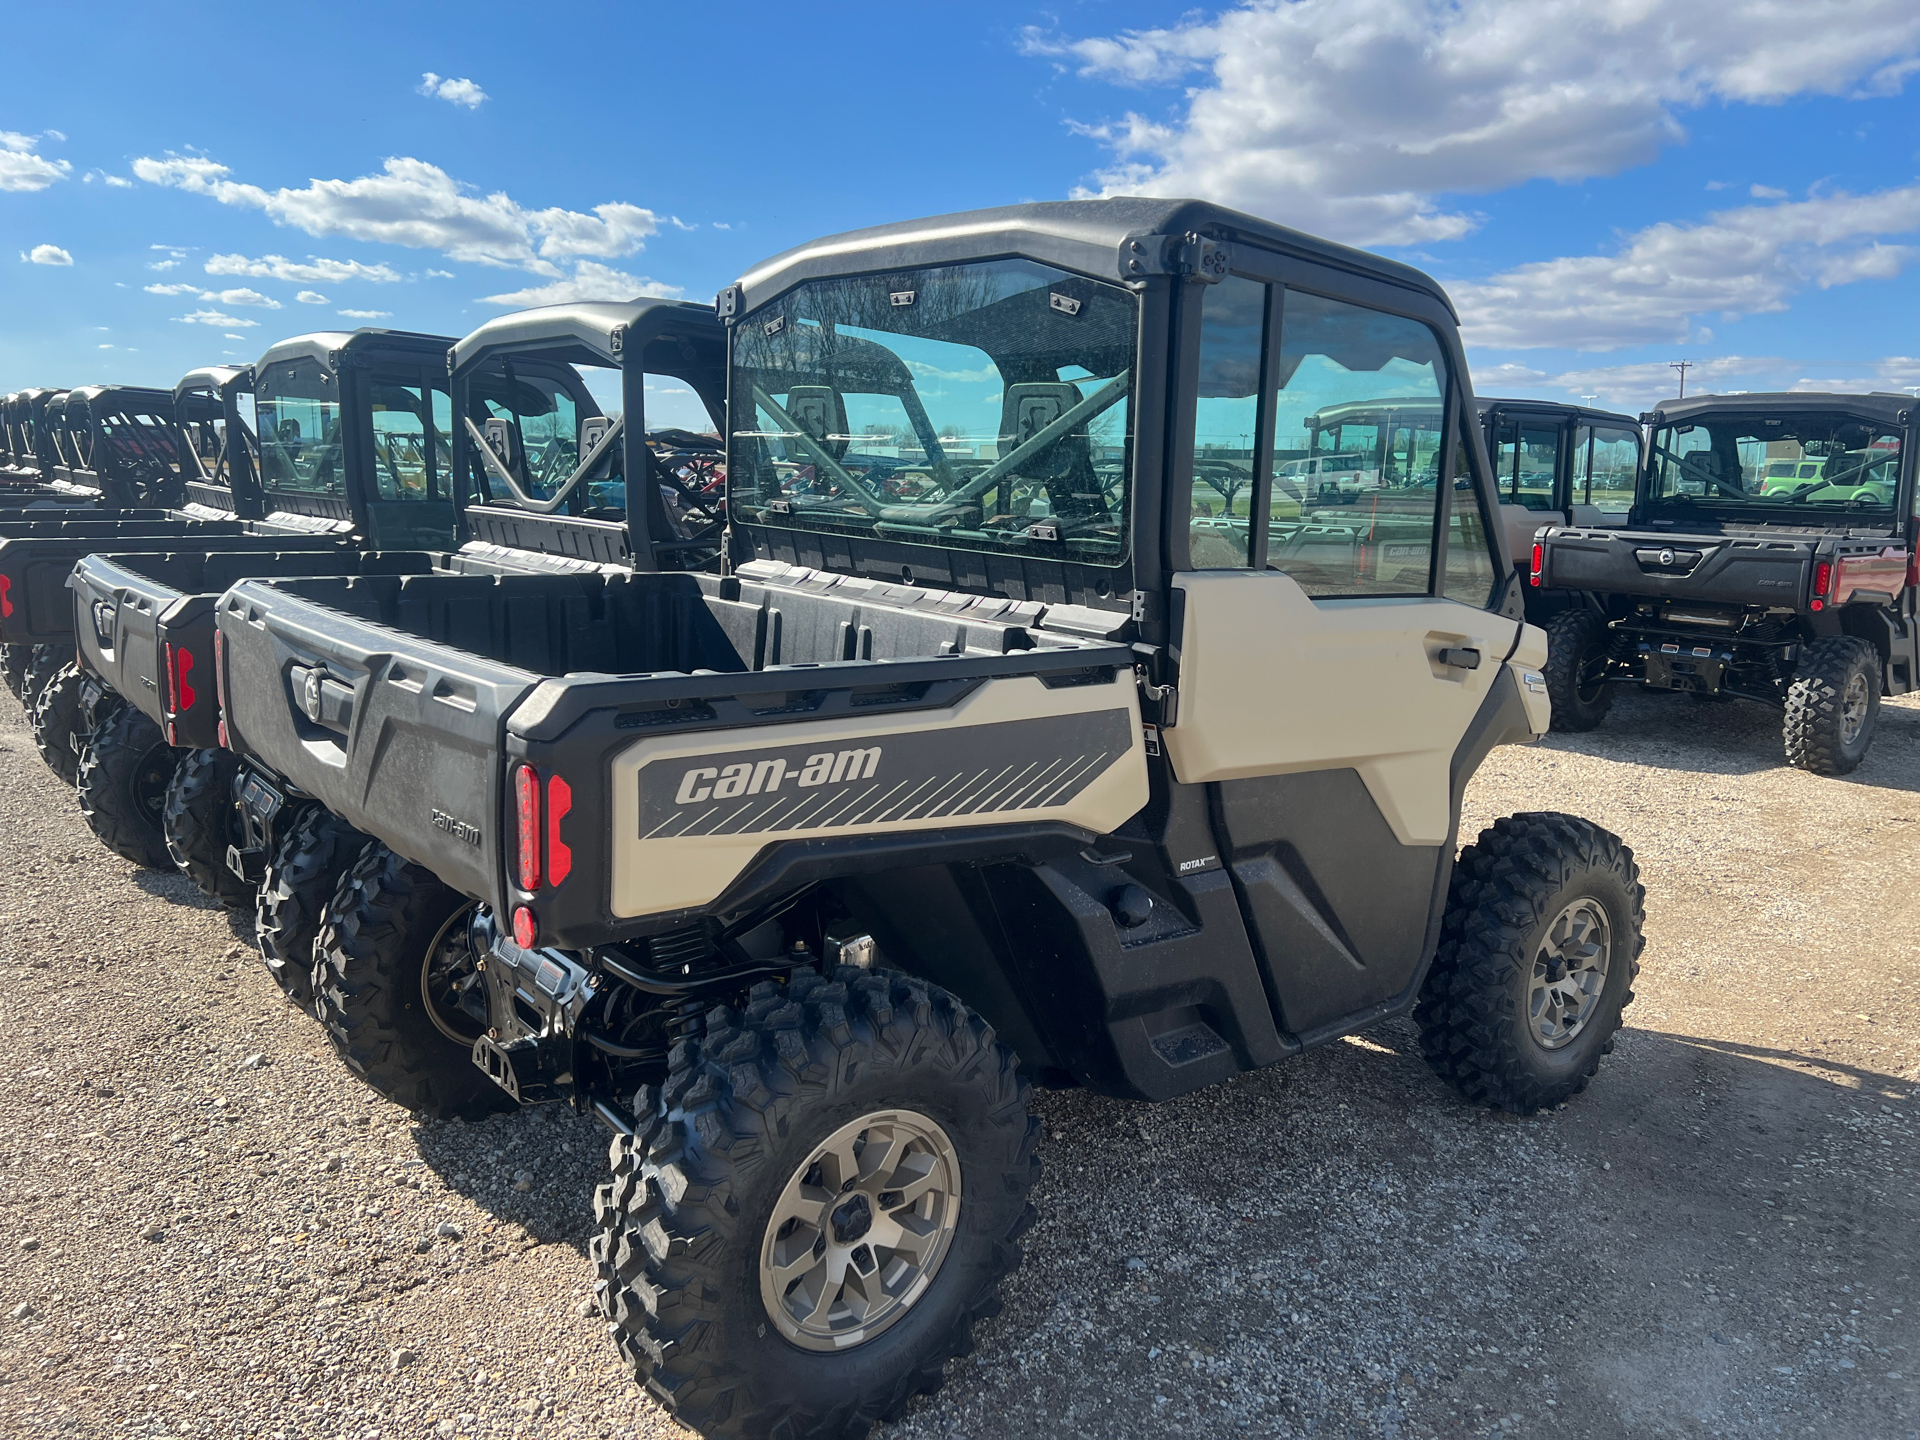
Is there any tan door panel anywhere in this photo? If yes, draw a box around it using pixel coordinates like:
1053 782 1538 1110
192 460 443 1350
1165 571 1521 846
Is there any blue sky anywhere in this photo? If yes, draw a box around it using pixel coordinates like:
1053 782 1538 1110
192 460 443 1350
5 0 1920 419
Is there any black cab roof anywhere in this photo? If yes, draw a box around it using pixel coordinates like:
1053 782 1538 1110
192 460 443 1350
451 297 721 376
1648 391 1917 428
252 328 455 377
1476 396 1641 428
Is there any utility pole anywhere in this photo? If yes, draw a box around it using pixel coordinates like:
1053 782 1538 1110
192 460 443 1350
1670 359 1692 398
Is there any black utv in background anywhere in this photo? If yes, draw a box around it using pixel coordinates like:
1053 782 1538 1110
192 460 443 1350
212 199 1644 1440
1535 391 1917 774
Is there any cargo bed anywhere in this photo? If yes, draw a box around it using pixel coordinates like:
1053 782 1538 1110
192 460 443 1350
217 559 1144 946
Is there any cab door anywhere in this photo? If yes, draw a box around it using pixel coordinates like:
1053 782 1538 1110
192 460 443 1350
1167 260 1520 1037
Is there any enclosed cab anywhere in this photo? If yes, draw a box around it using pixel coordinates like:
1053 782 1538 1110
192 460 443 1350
61 385 200 508
1475 398 1642 619
1534 390 1917 773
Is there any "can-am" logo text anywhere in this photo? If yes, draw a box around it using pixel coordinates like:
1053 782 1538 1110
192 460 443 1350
674 747 881 805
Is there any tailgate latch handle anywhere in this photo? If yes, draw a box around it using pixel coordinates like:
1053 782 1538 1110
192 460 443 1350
291 663 355 732
1438 647 1482 671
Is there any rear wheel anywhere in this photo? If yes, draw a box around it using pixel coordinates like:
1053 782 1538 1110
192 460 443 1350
256 806 369 1008
313 842 510 1119
1784 635 1879 776
1417 812 1644 1114
593 967 1039 1440
162 747 254 908
30 662 91 785
77 707 177 868
1541 610 1612 732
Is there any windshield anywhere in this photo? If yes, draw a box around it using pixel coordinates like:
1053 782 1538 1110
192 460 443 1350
1648 412 1904 516
256 358 345 497
729 258 1136 565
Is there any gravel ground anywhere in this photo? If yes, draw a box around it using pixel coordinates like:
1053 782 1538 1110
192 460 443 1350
0 686 1914 1440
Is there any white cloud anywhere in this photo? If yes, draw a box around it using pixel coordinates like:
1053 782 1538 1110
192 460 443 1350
173 309 257 327
1750 184 1789 200
148 259 180 272
336 309 391 320
418 72 489 108
1451 184 1920 350
1031 0 1920 246
295 290 328 304
1472 353 1920 411
136 154 658 275
425 268 455 279
135 153 660 274
81 168 132 188
478 260 683 307
0 131 70 192
144 282 282 308
205 252 400 285
223 333 248 340
26 244 73 266
99 343 113 350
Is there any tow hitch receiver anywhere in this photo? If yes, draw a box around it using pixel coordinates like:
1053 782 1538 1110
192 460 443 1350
472 918 596 1105
227 769 288 882
1639 636 1734 694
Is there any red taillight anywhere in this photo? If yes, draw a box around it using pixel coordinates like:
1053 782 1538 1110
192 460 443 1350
172 645 196 714
1908 550 1919 590
0 573 11 618
1811 559 1833 611
512 904 537 949
514 763 541 891
546 774 573 886
1530 542 1544 586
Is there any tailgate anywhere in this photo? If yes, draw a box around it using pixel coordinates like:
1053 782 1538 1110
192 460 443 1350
70 553 208 729
1540 528 1812 606
216 578 540 904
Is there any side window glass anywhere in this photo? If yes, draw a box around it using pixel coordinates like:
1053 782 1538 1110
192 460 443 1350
1571 423 1594 505
1514 424 1559 510
1188 275 1266 567
1442 428 1500 607
370 372 449 502
1587 426 1640 511
1266 290 1447 596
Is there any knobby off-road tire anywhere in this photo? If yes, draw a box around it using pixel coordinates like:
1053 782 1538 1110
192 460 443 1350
1784 635 1880 776
1541 610 1613 732
0 644 28 702
1417 812 1645 1114
163 747 254 908
593 966 1040 1440
76 707 177 868
313 842 510 1120
256 807 370 1008
21 644 72 711
30 662 92 785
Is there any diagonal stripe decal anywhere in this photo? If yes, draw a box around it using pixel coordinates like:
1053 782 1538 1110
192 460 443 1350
636 708 1136 840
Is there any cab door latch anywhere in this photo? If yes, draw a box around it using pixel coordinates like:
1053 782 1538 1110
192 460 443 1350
1437 647 1482 671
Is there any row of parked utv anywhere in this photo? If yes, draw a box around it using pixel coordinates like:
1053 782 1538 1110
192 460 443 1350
0 196 1905 1440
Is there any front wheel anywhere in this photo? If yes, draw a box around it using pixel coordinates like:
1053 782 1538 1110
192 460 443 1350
1784 635 1880 776
1417 812 1645 1114
593 966 1040 1440
1541 610 1613 732
257 806 369 1008
313 842 512 1119
29 662 89 785
0 644 28 702
20 644 73 711
77 707 177 868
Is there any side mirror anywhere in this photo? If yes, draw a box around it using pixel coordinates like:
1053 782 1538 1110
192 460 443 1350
482 416 514 470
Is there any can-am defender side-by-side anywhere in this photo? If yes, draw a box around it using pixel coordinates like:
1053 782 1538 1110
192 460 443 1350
1534 391 1917 773
56 330 483 891
213 200 1645 1440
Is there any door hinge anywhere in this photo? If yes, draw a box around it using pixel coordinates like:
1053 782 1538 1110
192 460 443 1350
1138 675 1179 727
1129 589 1150 623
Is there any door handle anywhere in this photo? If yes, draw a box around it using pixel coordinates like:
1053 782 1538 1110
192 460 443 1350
1437 647 1481 670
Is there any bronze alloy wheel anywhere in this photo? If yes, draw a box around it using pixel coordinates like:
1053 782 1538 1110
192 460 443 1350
1528 898 1611 1050
1840 671 1871 747
759 1108 962 1352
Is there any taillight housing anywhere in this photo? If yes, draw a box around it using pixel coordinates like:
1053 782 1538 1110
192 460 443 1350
1530 541 1544 586
1811 558 1833 612
513 763 541 891
0 573 11 618
169 644 196 714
